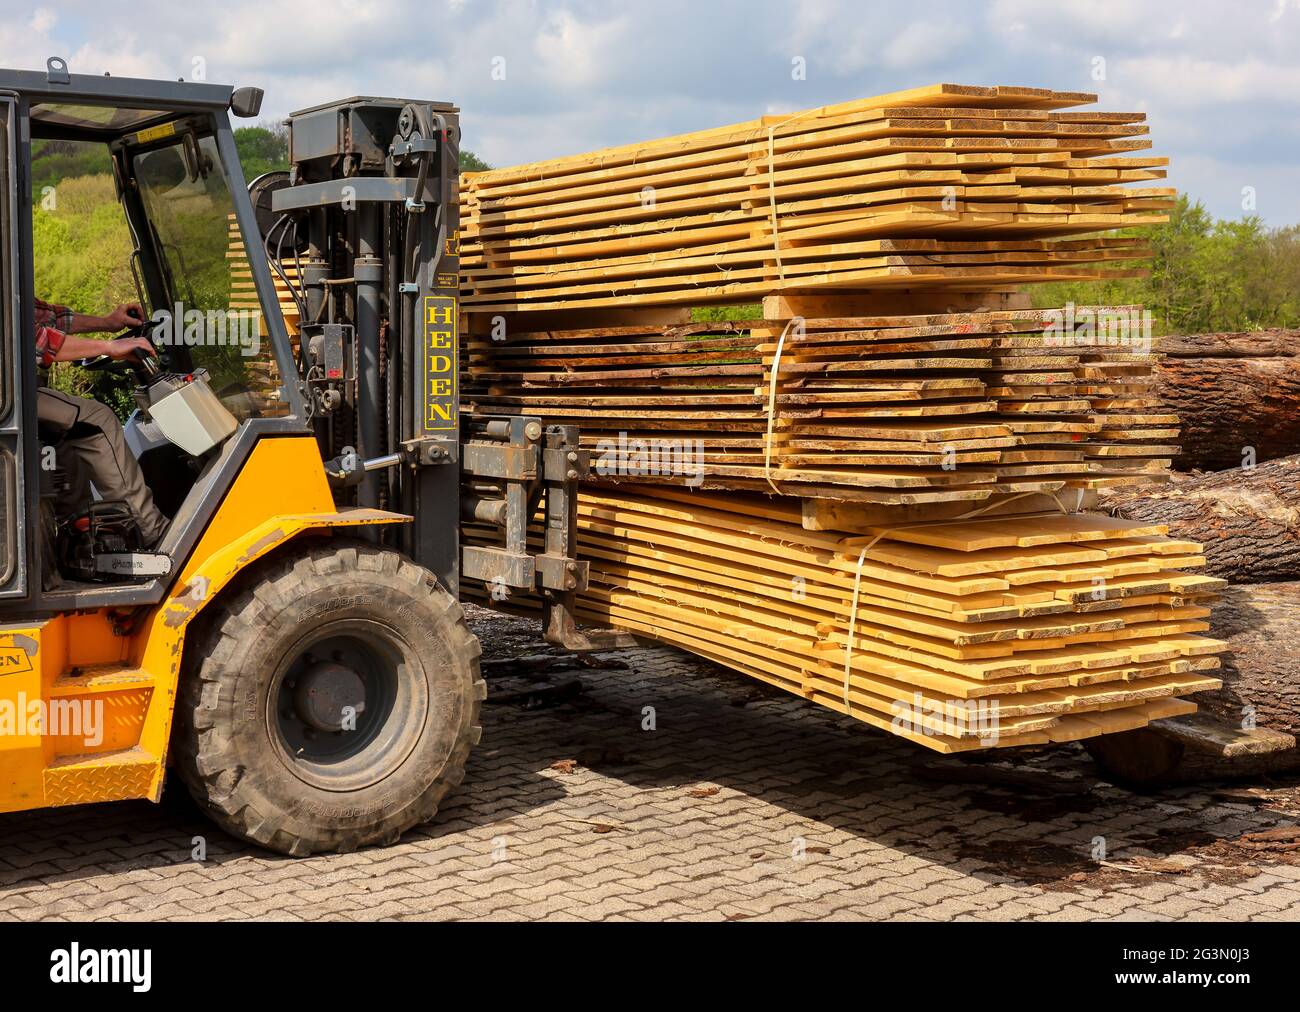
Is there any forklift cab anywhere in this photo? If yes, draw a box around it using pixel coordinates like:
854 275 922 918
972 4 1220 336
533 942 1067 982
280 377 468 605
0 58 307 612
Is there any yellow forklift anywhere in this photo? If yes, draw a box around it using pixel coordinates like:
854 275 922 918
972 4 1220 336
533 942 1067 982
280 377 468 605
0 58 613 854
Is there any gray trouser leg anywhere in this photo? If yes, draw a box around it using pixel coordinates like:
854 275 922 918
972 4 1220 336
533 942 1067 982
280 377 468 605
36 389 169 546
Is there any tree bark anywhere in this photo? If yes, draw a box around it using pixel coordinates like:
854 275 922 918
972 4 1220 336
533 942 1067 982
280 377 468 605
1099 455 1300 583
1156 329 1300 471
1195 581 1300 739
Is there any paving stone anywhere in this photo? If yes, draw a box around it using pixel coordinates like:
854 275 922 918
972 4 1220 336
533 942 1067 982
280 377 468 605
3 606 1299 922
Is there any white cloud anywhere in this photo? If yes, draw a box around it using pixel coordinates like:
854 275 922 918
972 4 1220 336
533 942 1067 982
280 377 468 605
30 8 56 34
1116 55 1300 107
882 21 965 70
0 0 1293 223
532 9 629 87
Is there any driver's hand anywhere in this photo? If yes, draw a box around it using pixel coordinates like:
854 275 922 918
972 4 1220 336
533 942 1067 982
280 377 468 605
106 303 146 330
106 336 156 361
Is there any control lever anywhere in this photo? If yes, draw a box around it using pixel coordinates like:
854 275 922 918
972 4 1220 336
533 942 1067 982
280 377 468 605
135 352 162 381
73 320 164 385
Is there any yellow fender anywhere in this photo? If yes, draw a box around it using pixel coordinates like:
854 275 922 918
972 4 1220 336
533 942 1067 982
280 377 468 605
0 435 409 813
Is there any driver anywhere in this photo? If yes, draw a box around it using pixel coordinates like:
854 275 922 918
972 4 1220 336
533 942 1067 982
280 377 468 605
34 297 169 548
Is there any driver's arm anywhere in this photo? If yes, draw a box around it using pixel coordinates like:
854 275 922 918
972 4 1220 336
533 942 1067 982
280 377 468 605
48 333 156 363
64 302 146 334
36 298 144 336
35 298 154 366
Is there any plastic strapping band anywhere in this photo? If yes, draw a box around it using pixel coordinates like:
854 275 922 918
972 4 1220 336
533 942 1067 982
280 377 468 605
839 489 1086 714
763 316 798 494
765 126 786 283
756 108 831 495
761 108 819 283
843 532 885 711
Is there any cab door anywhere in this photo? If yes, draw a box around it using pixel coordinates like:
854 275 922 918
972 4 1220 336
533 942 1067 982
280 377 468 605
0 93 25 599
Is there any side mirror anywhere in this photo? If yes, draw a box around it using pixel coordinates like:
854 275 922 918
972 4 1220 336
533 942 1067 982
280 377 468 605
231 87 264 119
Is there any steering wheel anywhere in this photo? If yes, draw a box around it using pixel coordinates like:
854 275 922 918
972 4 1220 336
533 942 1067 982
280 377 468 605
75 316 165 382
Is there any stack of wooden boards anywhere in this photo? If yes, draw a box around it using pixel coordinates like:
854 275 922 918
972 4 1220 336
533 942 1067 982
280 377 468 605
227 212 303 331
457 83 1217 750
466 305 1174 505
463 486 1226 751
460 83 1171 313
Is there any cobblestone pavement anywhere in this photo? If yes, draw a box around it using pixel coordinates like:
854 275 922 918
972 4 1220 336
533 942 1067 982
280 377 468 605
2 605 1299 922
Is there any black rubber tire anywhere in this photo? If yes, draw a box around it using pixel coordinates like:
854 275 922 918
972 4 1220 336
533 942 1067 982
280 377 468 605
173 540 484 856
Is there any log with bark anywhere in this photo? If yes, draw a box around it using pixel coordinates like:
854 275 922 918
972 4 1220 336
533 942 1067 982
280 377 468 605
1099 455 1300 582
1195 581 1300 739
1155 329 1300 471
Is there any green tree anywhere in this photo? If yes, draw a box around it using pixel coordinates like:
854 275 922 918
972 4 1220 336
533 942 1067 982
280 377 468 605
460 149 491 172
1031 195 1300 333
234 123 289 180
30 139 112 199
33 173 139 416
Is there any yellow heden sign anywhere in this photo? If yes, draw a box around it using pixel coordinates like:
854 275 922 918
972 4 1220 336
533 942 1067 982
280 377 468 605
423 295 458 432
0 644 34 676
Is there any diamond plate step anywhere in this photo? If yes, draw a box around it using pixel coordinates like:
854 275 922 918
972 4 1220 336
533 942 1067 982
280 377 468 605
44 665 156 759
43 747 160 807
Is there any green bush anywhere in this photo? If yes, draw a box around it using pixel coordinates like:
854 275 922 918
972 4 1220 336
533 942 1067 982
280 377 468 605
234 124 289 180
1031 196 1300 334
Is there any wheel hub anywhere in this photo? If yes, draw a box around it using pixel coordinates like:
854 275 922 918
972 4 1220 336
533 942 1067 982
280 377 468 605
294 661 367 732
270 628 422 788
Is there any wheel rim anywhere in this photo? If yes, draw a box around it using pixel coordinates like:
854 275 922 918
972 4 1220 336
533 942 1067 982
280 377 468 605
266 619 430 792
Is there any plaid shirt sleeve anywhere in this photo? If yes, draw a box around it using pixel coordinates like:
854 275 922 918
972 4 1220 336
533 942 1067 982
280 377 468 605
34 299 75 368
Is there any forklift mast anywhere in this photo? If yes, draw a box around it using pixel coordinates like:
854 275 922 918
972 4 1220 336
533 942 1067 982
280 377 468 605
269 97 629 648
270 97 462 589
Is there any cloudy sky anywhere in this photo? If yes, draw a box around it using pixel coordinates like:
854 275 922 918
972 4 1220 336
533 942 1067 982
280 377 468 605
3 0 1297 224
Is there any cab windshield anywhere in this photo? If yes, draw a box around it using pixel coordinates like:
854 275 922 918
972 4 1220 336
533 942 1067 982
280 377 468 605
132 131 284 419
